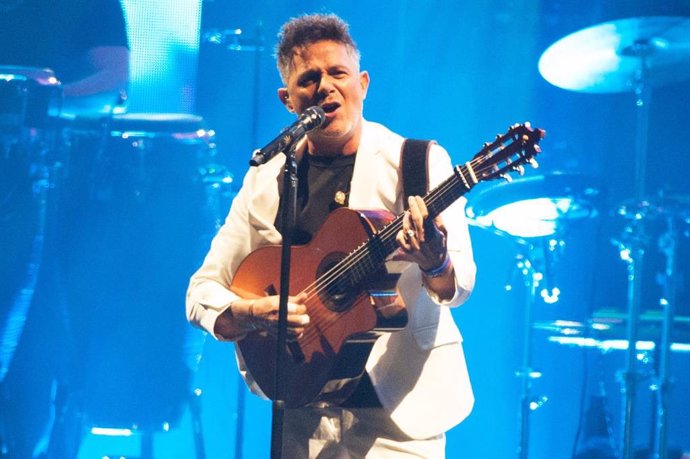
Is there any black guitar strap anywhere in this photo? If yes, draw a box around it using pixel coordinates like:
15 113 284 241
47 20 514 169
401 138 435 209
342 138 437 409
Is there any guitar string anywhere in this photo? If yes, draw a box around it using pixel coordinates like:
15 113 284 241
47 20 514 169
295 149 505 346
295 180 459 346
304 127 536 294
300 131 527 303
296 129 533 345
295 132 532 346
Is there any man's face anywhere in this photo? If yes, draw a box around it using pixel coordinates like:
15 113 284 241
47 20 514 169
279 40 369 155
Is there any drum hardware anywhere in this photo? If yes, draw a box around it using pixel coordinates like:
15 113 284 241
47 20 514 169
510 247 547 459
467 172 600 459
0 66 62 131
610 197 689 459
536 311 690 353
539 16 690 459
60 112 219 203
649 211 678 459
197 162 235 231
0 144 51 384
202 27 265 53
1 67 62 387
48 113 223 457
573 392 618 459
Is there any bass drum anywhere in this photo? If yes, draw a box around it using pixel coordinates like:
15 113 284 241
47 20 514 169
56 113 232 431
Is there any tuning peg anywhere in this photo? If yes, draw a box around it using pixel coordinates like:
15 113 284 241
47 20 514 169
528 158 539 168
502 174 513 183
514 165 525 176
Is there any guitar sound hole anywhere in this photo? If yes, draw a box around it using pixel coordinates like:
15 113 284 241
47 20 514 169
317 252 357 313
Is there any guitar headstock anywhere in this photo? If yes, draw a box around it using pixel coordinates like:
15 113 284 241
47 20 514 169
471 123 545 184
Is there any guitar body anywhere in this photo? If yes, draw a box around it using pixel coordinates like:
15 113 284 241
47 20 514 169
232 207 398 407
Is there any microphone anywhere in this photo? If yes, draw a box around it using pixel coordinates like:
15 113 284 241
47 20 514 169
249 106 326 166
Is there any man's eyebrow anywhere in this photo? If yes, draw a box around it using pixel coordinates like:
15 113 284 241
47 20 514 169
328 64 350 72
297 68 320 81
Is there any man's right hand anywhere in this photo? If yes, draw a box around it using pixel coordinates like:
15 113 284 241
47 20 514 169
244 292 310 338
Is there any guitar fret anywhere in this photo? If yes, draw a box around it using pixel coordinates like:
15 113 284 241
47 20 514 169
306 124 543 306
326 165 474 296
464 161 478 185
457 165 471 191
352 236 394 282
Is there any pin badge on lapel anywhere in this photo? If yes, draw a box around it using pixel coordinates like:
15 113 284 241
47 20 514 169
334 190 347 206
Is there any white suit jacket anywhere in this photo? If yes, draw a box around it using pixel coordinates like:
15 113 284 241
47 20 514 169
186 120 477 439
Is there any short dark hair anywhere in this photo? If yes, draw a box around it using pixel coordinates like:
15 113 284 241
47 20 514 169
275 13 360 83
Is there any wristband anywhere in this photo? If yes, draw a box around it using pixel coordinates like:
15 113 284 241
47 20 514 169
420 252 451 278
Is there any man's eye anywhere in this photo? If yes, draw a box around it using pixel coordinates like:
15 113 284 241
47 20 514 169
298 73 319 86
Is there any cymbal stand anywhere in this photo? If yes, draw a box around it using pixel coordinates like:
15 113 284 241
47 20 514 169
619 43 652 459
512 245 547 459
615 215 646 459
627 40 652 204
652 215 678 459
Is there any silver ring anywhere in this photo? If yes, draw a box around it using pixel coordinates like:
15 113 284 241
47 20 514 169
405 229 415 240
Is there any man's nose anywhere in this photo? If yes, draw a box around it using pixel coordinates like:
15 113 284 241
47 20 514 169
316 74 336 96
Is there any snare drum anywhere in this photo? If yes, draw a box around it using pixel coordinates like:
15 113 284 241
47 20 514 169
56 113 230 429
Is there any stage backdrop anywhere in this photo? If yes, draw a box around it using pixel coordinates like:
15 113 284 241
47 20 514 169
122 0 201 113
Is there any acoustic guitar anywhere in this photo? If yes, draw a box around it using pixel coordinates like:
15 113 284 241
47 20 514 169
231 123 545 407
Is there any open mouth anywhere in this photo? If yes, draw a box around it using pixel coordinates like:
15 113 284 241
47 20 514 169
321 102 340 114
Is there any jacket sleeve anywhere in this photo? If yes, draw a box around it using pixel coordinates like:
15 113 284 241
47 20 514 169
185 168 258 340
425 143 476 307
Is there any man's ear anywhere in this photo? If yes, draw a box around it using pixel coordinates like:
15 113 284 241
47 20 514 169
278 88 294 112
359 71 370 100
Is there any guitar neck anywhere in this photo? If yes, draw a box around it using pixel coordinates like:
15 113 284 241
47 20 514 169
312 123 544 294
333 165 472 289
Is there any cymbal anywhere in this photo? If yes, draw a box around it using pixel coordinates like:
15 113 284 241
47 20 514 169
538 16 690 93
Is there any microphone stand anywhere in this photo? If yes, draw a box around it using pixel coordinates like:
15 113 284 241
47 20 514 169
270 142 299 459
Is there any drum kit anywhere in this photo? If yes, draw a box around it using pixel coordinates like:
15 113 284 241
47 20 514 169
465 15 690 459
1 66 233 454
